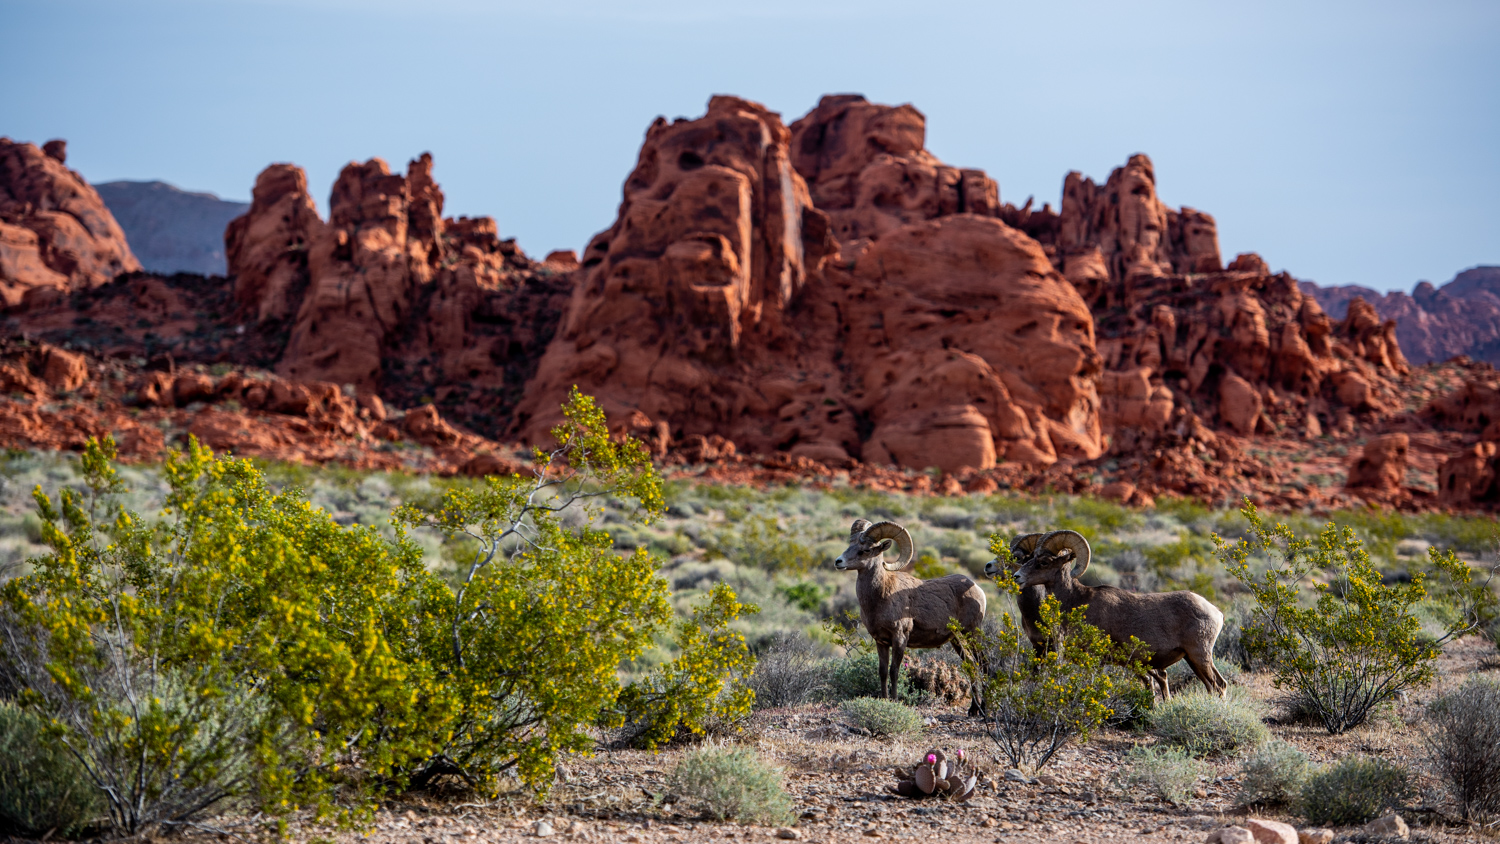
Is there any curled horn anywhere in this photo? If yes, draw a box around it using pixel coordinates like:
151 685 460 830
850 518 872 538
1007 533 1046 569
1040 530 1092 578
864 521 915 572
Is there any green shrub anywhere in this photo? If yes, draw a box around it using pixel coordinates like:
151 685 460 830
0 392 755 833
1424 675 1500 822
825 651 921 705
956 561 1150 772
1236 740 1310 806
1298 756 1415 825
1215 500 1493 734
665 746 795 825
1149 689 1269 758
0 701 103 836
840 697 925 738
1114 745 1209 806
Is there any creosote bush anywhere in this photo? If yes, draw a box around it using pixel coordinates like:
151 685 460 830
840 697 925 738
1424 674 1500 823
1235 739 1311 807
1148 689 1269 758
1114 746 1209 806
0 391 755 834
956 553 1150 773
665 746 795 825
0 701 103 837
1298 755 1415 826
1215 500 1495 734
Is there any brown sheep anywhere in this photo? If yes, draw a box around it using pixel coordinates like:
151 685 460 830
986 530 1227 698
834 519 988 714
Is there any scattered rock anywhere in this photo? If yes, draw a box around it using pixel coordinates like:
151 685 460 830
775 828 801 840
1243 817 1298 844
1003 769 1032 784
532 820 553 837
1296 829 1333 844
1206 827 1255 844
1361 813 1408 840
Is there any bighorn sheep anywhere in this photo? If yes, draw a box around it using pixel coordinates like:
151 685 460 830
834 519 988 714
985 531 1227 698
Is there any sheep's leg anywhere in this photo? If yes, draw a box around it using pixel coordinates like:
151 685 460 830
952 638 985 717
888 641 907 701
877 643 891 700
1183 649 1223 698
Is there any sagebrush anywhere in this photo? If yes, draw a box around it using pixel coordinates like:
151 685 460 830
1149 689 1269 758
1425 675 1500 822
1236 740 1310 807
1114 745 1208 806
1298 755 1415 825
0 701 103 836
840 697 925 738
665 746 795 825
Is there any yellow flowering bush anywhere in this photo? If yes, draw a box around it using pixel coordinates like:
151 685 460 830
1214 499 1495 734
0 389 755 833
1 434 436 834
390 388 753 782
954 556 1149 772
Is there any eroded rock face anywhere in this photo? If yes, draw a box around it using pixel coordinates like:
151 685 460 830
1302 266 1500 366
0 138 140 307
516 95 1104 472
1346 433 1410 498
1057 153 1221 305
222 153 569 434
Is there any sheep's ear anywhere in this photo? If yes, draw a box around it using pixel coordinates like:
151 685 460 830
875 539 892 554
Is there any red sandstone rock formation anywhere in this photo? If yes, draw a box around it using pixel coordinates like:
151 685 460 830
0 138 139 307
516 95 1102 474
1346 433 1410 501
1301 266 1500 366
1053 154 1222 307
0 338 514 474
220 153 569 433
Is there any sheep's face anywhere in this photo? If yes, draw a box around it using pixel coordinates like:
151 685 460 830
1015 548 1077 588
833 519 890 571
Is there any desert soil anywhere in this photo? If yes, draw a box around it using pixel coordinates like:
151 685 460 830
252 638 1500 844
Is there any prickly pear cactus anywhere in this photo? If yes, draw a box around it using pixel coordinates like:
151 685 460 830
888 747 979 801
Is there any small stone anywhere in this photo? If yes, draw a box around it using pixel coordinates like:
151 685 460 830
1080 791 1099 804
1206 827 1255 844
862 829 882 838
775 829 801 840
1244 818 1298 844
533 820 555 838
1362 814 1408 840
1193 787 1208 799
1003 769 1031 784
1036 775 1060 787
566 821 583 835
1296 830 1333 844
661 804 673 814
980 818 996 828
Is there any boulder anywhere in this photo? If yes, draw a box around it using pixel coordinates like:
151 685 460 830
1206 827 1254 844
39 344 88 392
1242 818 1298 844
0 137 140 307
1346 433 1409 496
1361 813 1408 840
1296 829 1333 844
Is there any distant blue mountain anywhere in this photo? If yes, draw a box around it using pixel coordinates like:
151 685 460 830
94 180 248 276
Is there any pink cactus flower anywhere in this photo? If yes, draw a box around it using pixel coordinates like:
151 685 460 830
956 748 966 761
925 753 937 765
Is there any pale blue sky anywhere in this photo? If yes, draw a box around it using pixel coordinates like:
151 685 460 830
3 0 1496 291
